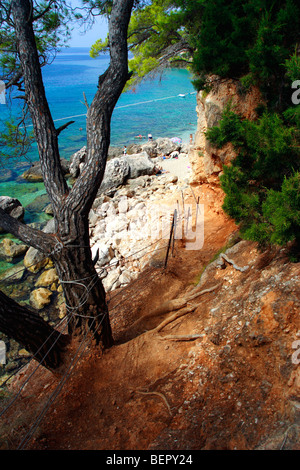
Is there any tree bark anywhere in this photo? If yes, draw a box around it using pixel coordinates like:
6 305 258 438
1 0 135 354
0 290 70 370
51 235 113 348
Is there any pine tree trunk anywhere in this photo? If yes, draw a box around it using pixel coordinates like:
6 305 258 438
0 0 134 360
0 290 70 370
51 234 113 348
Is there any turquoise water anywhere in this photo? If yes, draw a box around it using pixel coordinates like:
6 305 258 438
42 49 197 148
0 47 197 272
1 47 197 186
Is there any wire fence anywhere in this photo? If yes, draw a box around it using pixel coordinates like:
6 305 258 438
15 232 175 450
0 189 200 449
0 223 173 415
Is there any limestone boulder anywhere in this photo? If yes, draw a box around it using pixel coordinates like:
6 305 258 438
0 238 28 262
107 146 123 160
105 215 129 237
91 240 114 267
69 146 87 178
98 157 130 195
35 268 59 288
24 246 49 273
22 158 69 182
141 141 158 158
124 152 155 179
119 270 133 286
155 137 181 156
25 193 50 214
0 262 26 284
102 270 121 292
0 196 24 233
30 288 52 310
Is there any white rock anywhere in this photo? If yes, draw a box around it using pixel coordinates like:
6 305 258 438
106 216 129 235
111 279 121 290
89 209 98 227
118 197 129 214
102 270 120 292
119 270 133 285
91 241 114 267
109 257 119 268
107 203 118 217
134 201 146 211
92 220 107 239
101 201 110 213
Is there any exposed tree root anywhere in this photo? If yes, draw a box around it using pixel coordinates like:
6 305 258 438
153 304 197 333
159 334 202 341
132 284 220 331
220 253 249 272
135 390 173 416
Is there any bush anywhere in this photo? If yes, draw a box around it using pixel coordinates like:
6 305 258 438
207 108 300 247
263 173 300 246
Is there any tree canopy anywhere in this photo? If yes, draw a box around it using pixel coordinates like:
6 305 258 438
200 0 300 251
90 0 193 89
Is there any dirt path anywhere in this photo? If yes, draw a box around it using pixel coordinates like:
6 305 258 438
1 181 299 451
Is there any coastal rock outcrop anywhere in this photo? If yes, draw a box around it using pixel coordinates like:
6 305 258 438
124 152 155 179
69 146 87 178
188 76 263 185
140 137 186 159
99 157 130 195
29 287 53 310
23 218 56 273
21 158 70 182
0 196 25 233
89 171 183 291
0 238 28 262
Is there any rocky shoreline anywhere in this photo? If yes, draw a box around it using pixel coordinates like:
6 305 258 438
0 137 192 378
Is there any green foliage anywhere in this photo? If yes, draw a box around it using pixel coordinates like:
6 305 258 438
0 118 35 163
193 0 300 249
285 50 300 83
207 107 300 246
190 0 258 79
262 173 300 246
90 0 191 89
0 1 72 70
90 37 109 58
176 0 300 100
126 1 188 87
206 104 245 150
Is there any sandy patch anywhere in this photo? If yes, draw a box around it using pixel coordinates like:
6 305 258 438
159 154 193 182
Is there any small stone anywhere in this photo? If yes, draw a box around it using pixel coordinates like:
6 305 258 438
0 238 28 261
18 348 30 357
30 288 52 310
24 246 49 273
35 268 59 287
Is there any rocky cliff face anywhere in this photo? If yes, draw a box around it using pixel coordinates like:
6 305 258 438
189 76 262 185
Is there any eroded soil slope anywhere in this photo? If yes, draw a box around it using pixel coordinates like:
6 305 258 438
1 184 299 450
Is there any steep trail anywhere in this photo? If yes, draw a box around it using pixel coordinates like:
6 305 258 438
1 182 299 451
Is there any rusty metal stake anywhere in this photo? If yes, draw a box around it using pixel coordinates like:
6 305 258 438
164 210 176 269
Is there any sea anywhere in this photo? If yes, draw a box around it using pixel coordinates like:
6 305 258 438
0 47 197 274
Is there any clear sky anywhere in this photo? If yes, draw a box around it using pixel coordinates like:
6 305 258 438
67 0 109 48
